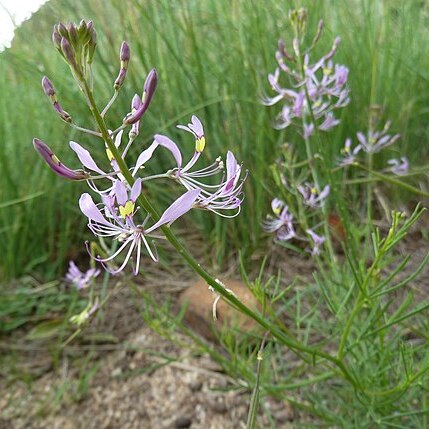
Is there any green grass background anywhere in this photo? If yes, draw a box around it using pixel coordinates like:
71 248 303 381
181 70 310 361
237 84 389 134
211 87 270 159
1 0 428 280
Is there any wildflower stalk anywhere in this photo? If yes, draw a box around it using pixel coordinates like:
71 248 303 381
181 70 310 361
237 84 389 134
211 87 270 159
354 164 429 198
81 79 357 387
294 40 336 260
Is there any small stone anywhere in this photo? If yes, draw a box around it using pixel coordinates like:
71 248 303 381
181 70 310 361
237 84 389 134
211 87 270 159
173 415 192 428
189 380 203 392
210 399 227 413
178 279 261 341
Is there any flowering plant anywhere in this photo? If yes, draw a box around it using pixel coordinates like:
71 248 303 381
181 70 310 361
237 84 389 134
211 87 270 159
34 21 246 277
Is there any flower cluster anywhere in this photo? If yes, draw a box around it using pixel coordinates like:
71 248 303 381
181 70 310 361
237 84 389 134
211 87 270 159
339 121 405 174
66 261 100 290
262 10 337 257
34 22 247 276
263 13 349 137
263 181 329 255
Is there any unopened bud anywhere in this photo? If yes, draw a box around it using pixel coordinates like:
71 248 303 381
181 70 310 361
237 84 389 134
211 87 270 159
78 19 87 40
129 94 142 138
42 76 55 98
68 22 79 48
324 36 341 61
87 27 97 64
311 20 324 48
114 42 130 89
278 38 294 61
120 41 130 63
42 76 72 123
61 37 77 69
124 68 158 125
33 138 88 180
52 28 62 50
57 23 69 39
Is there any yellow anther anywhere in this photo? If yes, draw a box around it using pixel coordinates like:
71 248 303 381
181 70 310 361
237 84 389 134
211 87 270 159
196 136 206 153
273 207 281 215
106 148 114 162
51 154 61 165
119 200 135 218
323 67 332 75
311 187 317 194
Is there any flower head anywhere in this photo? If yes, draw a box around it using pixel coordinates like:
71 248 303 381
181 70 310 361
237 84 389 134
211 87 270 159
306 229 325 256
357 121 400 153
263 199 296 241
66 261 100 289
80 185 200 275
387 157 409 176
297 183 330 208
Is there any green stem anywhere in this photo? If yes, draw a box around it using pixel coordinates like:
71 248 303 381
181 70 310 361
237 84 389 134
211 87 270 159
295 41 336 260
81 79 357 387
355 163 429 198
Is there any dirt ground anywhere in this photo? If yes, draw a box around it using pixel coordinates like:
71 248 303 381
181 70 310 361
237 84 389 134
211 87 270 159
1 220 429 429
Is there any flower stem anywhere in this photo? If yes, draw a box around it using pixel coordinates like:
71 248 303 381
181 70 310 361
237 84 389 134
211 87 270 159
81 79 357 386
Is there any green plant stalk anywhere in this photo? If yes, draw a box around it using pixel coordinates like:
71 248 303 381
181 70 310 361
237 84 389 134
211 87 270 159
246 334 267 429
294 38 336 261
355 164 429 198
81 79 357 386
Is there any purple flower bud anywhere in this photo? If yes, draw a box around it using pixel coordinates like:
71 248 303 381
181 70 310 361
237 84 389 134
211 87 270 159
324 37 341 61
52 28 62 50
42 76 55 98
86 20 94 33
41 76 72 123
129 94 143 138
33 138 89 180
68 22 78 47
277 38 294 62
124 68 158 125
61 37 77 69
120 41 130 62
114 42 130 89
57 23 69 39
311 20 324 47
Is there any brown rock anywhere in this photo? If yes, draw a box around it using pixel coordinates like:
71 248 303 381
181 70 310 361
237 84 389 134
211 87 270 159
178 279 261 340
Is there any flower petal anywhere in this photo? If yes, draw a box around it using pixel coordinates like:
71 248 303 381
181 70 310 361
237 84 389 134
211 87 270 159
79 193 112 226
114 180 128 206
70 141 105 175
130 178 142 202
134 141 159 172
146 189 200 233
154 134 182 168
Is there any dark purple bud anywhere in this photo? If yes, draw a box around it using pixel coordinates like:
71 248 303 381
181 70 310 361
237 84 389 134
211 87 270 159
57 23 69 39
33 138 89 180
41 76 72 122
42 76 55 98
278 38 294 61
129 94 143 138
52 28 62 50
68 23 78 47
60 37 77 69
53 102 72 123
124 69 158 125
324 37 341 61
120 41 130 62
114 42 130 90
131 93 142 110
